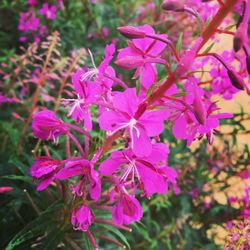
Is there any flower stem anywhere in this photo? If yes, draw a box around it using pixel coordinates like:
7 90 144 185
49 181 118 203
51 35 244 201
68 132 85 156
94 218 132 232
17 31 59 155
86 231 98 250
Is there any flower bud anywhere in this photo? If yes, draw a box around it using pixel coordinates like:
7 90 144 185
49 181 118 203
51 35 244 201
115 57 145 70
71 204 94 231
32 110 68 141
0 186 13 193
117 26 146 39
227 69 245 90
161 0 184 11
193 94 207 125
246 56 250 75
233 36 242 52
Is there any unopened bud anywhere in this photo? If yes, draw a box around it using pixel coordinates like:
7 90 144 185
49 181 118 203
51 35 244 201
115 57 145 70
0 186 13 193
233 36 242 52
246 56 250 75
117 26 146 39
193 94 207 125
227 69 245 90
161 0 184 11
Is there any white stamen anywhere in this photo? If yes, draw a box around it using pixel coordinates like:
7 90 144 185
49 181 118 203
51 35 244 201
80 49 99 82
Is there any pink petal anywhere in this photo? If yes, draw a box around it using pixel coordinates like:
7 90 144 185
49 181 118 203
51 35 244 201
37 176 54 191
172 115 188 139
113 88 138 116
137 162 168 197
89 168 101 201
84 108 92 131
131 126 152 157
140 63 157 89
99 158 120 175
139 110 167 136
55 165 82 180
99 111 126 131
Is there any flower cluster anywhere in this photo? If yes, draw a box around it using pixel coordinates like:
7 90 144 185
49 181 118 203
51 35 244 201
18 1 63 43
28 0 250 248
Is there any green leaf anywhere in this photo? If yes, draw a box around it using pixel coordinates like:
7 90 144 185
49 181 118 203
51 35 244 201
203 43 215 54
5 219 52 250
176 32 183 54
97 223 130 249
136 82 141 96
5 201 64 249
1 175 32 183
146 84 155 98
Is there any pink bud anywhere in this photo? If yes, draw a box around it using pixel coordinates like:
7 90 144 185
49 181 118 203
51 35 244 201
115 57 145 69
193 93 207 125
0 186 13 193
246 56 250 75
227 69 245 90
233 36 242 52
117 26 146 39
161 0 184 11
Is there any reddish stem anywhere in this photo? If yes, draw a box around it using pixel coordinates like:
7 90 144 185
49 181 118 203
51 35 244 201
94 218 132 232
98 235 126 248
68 132 85 156
145 33 180 61
198 0 238 51
216 29 235 35
86 231 98 250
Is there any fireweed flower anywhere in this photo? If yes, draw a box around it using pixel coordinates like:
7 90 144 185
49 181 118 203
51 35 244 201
55 159 101 201
210 67 239 100
32 110 68 142
171 83 233 145
112 192 143 225
80 44 116 89
30 157 62 191
40 3 57 20
62 68 101 130
116 25 167 89
99 88 168 157
71 204 94 231
99 143 177 197
0 93 19 105
27 0 37 6
18 12 40 32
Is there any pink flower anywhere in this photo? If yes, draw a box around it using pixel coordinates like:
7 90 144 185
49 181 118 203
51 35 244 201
99 143 177 197
30 157 62 191
19 36 27 43
116 25 167 88
27 0 37 6
0 93 20 105
62 69 101 130
210 67 239 100
99 88 168 157
112 193 142 225
71 204 94 231
55 159 101 201
40 3 57 20
101 27 109 38
0 186 13 193
18 12 40 31
169 82 233 145
80 44 116 88
32 110 68 142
